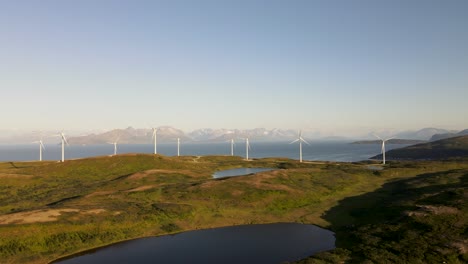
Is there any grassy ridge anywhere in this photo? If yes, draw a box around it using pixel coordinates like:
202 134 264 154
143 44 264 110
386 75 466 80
0 155 467 263
372 135 468 160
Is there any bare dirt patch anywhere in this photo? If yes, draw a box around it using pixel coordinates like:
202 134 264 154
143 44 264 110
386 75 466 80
199 180 222 189
125 185 156 192
417 205 459 215
0 173 33 178
0 209 79 224
81 209 107 215
198 170 298 193
0 208 108 225
231 190 244 196
237 171 298 193
450 240 468 254
405 205 459 217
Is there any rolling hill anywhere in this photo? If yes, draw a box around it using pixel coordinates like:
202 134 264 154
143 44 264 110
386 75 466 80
430 129 468 141
371 135 468 160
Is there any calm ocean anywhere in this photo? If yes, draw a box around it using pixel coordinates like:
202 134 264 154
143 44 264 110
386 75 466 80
0 141 407 163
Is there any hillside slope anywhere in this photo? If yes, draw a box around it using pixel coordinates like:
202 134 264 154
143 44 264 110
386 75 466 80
371 135 468 160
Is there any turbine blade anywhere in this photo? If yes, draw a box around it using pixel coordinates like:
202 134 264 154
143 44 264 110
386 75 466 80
373 134 383 140
62 134 69 145
301 138 311 145
290 139 299 144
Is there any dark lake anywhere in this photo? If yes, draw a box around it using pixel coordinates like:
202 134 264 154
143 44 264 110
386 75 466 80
54 223 335 264
212 167 274 178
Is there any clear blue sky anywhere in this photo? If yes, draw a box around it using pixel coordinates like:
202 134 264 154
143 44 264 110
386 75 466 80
1 0 467 135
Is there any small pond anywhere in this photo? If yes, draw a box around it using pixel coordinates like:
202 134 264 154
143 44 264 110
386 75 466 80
54 223 335 264
212 167 274 179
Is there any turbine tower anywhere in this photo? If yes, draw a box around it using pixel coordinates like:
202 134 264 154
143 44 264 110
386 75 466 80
108 141 118 156
230 138 235 156
177 138 180 157
242 137 250 160
152 127 158 154
374 134 394 165
290 130 310 163
33 140 45 161
59 132 69 162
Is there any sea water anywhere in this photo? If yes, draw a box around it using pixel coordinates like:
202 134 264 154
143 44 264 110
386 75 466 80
0 141 408 162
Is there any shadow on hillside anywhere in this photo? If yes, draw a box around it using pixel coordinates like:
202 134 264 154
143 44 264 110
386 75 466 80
322 169 468 248
8 162 34 169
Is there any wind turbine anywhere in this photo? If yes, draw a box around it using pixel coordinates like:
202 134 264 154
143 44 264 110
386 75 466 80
241 137 251 160
374 134 394 165
33 139 45 161
59 131 69 162
151 127 158 154
290 130 310 163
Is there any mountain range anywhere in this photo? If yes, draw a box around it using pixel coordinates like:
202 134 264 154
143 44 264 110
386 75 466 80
429 129 468 141
66 127 300 145
391 127 458 140
0 127 466 145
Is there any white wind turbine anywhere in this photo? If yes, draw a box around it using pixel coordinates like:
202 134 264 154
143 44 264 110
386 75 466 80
108 136 120 156
151 127 158 154
374 134 394 165
59 131 69 162
33 139 45 161
290 130 310 163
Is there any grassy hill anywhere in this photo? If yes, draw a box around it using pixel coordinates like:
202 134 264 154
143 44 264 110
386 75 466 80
371 135 468 161
0 155 467 263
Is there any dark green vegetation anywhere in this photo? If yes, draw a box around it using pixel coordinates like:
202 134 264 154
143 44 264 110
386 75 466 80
297 161 468 263
372 135 468 160
0 154 467 263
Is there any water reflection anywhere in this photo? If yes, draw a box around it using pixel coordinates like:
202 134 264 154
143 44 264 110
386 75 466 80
55 223 335 264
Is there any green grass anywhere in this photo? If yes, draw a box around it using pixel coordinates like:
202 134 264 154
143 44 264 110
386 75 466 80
0 155 467 263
